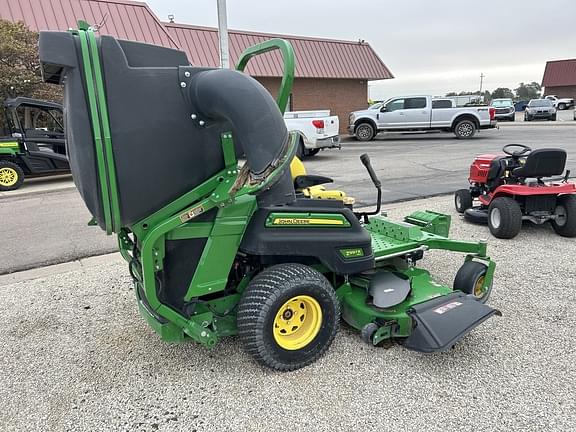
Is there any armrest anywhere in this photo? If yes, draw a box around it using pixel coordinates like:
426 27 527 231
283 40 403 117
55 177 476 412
294 175 334 189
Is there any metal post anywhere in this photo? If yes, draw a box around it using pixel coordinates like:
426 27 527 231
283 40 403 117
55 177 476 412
479 73 485 95
217 0 229 69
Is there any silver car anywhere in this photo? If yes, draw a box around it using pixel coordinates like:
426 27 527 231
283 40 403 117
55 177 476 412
491 98 515 121
524 99 556 121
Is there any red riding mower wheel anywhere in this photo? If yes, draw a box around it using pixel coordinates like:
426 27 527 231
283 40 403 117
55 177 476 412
551 195 576 237
455 189 473 213
488 197 522 239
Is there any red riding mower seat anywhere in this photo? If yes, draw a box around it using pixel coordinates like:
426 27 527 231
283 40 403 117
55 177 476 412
455 144 576 239
511 148 567 179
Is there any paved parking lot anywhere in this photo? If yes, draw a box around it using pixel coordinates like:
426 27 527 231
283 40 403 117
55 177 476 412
1 195 575 431
1 123 575 274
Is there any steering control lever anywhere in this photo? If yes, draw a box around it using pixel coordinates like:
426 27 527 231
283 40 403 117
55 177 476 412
355 153 382 223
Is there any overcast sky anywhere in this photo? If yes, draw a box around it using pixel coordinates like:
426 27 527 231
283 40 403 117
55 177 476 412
147 0 575 99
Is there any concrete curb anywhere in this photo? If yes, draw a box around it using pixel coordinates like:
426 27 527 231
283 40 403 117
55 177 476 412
0 252 123 286
0 184 76 200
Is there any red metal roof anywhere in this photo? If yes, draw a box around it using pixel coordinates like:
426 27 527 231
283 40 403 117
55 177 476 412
542 59 576 87
0 0 393 80
166 22 393 80
0 0 179 48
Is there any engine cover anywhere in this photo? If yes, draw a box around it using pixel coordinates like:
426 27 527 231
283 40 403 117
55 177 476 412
469 154 499 184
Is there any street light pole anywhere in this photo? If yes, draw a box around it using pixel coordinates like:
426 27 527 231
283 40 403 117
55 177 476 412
217 0 229 69
479 73 485 95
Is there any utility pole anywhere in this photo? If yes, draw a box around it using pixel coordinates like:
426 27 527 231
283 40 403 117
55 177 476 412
479 73 485 95
217 0 229 69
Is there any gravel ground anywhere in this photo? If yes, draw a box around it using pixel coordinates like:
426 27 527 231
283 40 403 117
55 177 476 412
1 196 575 431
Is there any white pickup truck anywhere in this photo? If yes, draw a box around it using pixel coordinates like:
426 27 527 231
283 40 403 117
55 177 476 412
544 95 575 110
348 96 497 141
284 110 340 157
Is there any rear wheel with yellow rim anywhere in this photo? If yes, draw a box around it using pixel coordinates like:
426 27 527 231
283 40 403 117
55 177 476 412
237 263 339 371
453 261 491 303
0 160 25 191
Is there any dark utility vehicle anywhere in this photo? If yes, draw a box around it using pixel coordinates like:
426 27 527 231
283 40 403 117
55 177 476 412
0 97 68 191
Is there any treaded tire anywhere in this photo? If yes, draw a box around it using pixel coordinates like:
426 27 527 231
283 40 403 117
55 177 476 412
0 160 25 191
454 119 476 139
296 137 305 159
453 261 491 303
551 195 576 237
355 122 375 141
488 197 522 239
305 148 320 157
455 189 473 213
237 263 340 371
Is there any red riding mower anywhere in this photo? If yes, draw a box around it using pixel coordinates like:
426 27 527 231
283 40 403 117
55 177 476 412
455 144 576 239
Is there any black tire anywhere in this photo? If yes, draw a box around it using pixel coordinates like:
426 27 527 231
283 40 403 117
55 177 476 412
525 115 531 122
453 261 492 303
355 122 375 141
305 148 320 157
509 115 515 122
551 195 576 237
558 103 566 110
488 197 522 239
550 114 557 121
454 119 476 139
296 138 305 159
455 189 473 213
0 160 25 191
237 263 340 371
360 322 378 345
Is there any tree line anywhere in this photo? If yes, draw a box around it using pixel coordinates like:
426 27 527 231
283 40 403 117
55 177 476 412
446 82 542 102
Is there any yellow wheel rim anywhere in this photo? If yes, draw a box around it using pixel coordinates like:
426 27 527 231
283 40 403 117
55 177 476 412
273 295 322 350
474 276 485 298
0 167 18 187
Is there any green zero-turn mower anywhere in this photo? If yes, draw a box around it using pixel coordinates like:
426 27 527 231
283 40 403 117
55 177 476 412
38 24 499 371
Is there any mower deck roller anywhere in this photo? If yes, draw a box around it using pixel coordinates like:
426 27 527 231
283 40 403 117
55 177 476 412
39 25 499 370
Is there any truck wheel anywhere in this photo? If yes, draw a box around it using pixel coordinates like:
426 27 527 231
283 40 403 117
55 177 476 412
296 138 305 159
355 123 375 141
0 160 25 191
305 148 320 157
551 195 576 237
455 189 473 213
454 120 476 139
237 263 340 371
454 261 492 303
558 103 566 110
488 197 522 239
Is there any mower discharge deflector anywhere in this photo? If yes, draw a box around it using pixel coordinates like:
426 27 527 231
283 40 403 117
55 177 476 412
404 291 500 352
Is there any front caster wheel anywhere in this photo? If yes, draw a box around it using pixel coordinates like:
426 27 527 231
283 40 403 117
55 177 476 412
488 197 522 239
552 195 576 237
455 189 473 213
454 261 492 303
237 263 340 371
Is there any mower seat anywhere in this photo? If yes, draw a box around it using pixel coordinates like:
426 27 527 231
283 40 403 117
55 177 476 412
486 156 507 191
513 148 567 178
290 157 353 202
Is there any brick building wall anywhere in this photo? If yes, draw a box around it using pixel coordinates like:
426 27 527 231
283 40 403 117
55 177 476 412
544 85 576 100
257 77 369 134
